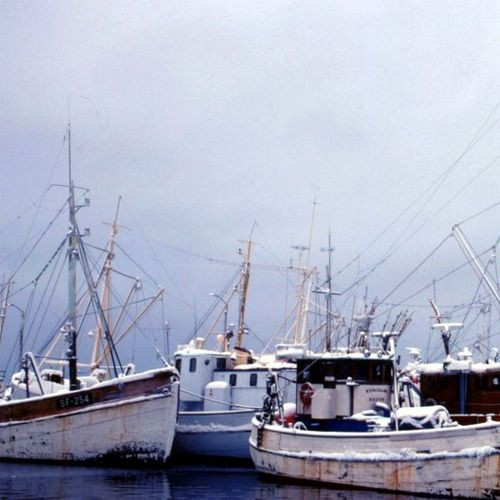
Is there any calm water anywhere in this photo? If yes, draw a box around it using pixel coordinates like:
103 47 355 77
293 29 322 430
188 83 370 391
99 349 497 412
0 461 407 499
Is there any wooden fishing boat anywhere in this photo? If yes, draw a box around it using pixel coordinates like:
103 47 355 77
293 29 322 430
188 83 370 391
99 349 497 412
249 335 500 497
172 240 296 459
0 125 179 464
250 413 500 497
0 367 178 463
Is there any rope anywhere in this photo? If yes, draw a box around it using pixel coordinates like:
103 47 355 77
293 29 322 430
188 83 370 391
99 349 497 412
377 234 451 307
379 246 493 319
1 200 68 299
331 102 500 288
179 387 259 410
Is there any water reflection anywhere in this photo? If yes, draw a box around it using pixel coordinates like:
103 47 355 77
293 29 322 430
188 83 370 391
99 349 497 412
0 462 404 499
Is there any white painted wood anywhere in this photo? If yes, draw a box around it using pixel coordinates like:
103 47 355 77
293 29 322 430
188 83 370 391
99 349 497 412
250 417 500 497
0 373 179 463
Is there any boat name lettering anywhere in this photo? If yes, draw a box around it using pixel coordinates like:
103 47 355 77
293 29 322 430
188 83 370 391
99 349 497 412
365 388 388 394
56 392 95 409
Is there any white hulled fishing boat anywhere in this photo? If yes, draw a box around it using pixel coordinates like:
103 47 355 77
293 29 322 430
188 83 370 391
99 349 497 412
0 126 179 464
172 240 296 459
249 330 500 497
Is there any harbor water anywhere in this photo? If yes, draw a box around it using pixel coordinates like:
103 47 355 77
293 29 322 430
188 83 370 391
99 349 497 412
0 461 405 499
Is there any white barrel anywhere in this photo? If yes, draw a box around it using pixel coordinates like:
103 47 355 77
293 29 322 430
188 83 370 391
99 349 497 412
204 381 231 411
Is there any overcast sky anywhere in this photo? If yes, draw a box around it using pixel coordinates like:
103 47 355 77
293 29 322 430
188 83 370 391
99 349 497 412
1 1 499 369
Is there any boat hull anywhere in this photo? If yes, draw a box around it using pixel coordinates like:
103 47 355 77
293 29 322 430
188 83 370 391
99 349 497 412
173 409 256 459
0 369 179 464
249 417 500 497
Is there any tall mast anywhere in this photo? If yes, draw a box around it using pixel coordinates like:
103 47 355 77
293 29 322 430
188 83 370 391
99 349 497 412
322 231 334 352
292 201 317 344
67 123 79 390
236 239 252 348
91 196 121 369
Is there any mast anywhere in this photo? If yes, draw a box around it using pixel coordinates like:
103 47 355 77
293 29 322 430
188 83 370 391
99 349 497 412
298 200 317 344
452 225 500 311
299 271 313 344
91 196 121 369
67 123 79 391
236 239 252 349
321 231 334 352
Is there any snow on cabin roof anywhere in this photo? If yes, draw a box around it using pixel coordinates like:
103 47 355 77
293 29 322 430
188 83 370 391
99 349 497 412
297 351 392 362
234 360 295 370
174 346 233 357
417 360 500 375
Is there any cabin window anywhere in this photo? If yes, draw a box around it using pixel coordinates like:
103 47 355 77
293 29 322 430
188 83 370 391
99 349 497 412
355 363 369 381
337 362 350 380
189 358 197 373
250 373 257 386
230 374 237 386
175 358 181 372
204 358 210 366
217 358 226 370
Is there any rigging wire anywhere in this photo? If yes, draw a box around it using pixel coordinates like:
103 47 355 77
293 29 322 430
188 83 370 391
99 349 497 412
77 228 122 375
2 131 67 257
113 240 191 311
332 101 500 285
0 200 69 300
25 243 66 352
375 234 452 311
187 266 242 343
119 199 191 306
377 245 493 320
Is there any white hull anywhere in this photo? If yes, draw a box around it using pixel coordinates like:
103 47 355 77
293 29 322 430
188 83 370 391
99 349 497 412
0 372 179 463
249 417 500 497
173 409 255 459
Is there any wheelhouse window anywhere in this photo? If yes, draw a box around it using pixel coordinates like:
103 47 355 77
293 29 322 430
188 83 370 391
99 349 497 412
250 373 257 386
297 359 392 384
216 357 226 370
189 358 197 373
175 358 181 372
229 374 237 386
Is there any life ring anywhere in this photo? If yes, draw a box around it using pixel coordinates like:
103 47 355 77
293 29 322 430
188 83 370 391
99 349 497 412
299 382 315 407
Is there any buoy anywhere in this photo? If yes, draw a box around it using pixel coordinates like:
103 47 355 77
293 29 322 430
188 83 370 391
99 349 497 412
299 382 315 407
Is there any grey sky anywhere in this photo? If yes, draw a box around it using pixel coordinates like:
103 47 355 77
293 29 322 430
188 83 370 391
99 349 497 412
1 1 499 368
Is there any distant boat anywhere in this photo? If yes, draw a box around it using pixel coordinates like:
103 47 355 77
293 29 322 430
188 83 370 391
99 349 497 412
0 125 179 464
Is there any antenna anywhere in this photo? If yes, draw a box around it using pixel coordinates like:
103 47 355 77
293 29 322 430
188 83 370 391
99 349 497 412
305 200 317 270
319 230 336 352
429 299 462 357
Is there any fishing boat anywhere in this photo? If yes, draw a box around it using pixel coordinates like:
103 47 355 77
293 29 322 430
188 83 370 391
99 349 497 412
0 126 179 464
172 240 296 459
405 224 500 424
407 302 500 425
249 329 500 497
173 227 383 459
